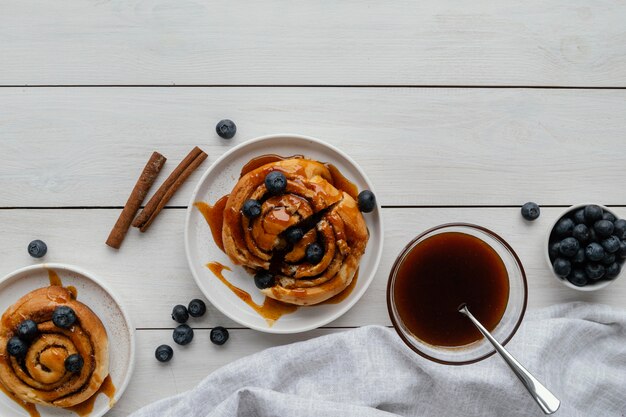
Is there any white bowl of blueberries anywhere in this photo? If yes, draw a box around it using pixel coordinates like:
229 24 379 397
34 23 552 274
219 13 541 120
546 204 626 290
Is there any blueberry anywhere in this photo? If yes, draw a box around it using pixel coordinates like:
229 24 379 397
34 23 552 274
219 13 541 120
601 252 616 266
16 320 38 343
173 324 194 345
601 235 621 254
155 344 174 363
567 269 588 287
264 171 287 195
64 354 84 373
554 218 575 237
573 209 586 225
584 205 604 224
588 227 597 243
171 305 189 324
585 263 605 281
188 299 206 318
548 241 560 260
605 262 621 280
242 199 262 219
552 258 571 278
585 242 605 262
254 270 274 289
284 227 304 244
573 248 586 264
210 326 229 345
215 119 236 139
619 240 626 259
614 219 626 240
357 190 376 213
558 237 579 258
52 306 76 329
594 220 614 238
572 224 590 244
305 242 324 264
520 202 540 221
7 337 27 357
602 212 616 222
27 240 47 258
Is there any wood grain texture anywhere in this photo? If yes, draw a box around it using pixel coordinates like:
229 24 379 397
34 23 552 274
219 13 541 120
1 87 626 207
1 1 625 86
0 207 624 331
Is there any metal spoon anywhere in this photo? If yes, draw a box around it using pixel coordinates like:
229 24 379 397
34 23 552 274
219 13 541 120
458 304 560 414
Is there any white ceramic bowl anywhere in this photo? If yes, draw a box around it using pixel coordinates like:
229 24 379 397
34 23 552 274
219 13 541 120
185 134 383 333
546 204 624 291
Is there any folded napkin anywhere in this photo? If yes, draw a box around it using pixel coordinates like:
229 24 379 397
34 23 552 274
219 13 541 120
130 303 625 417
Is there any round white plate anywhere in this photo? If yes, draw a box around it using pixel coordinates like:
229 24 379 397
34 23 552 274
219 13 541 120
0 263 135 417
185 134 383 333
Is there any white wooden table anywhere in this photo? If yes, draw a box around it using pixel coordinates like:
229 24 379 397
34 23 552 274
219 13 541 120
1 1 625 415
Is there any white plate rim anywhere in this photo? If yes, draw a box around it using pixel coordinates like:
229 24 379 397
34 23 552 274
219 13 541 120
0 262 136 417
185 133 384 333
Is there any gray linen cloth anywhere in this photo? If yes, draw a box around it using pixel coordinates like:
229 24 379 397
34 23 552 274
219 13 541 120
129 303 626 417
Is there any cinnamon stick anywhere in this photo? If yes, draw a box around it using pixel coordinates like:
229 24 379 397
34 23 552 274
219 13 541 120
133 146 207 232
106 151 166 249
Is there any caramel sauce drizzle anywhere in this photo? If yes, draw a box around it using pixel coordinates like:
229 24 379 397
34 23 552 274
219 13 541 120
207 262 297 326
194 195 228 253
0 382 40 417
67 375 116 416
47 270 78 299
320 269 358 305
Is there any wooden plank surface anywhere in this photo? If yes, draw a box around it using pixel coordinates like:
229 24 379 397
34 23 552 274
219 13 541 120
1 87 626 207
1 207 624 330
1 1 626 86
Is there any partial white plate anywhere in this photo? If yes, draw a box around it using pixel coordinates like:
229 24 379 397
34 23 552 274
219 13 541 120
0 263 135 417
185 134 383 333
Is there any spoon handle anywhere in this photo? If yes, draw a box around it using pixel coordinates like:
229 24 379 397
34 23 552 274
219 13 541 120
459 306 560 415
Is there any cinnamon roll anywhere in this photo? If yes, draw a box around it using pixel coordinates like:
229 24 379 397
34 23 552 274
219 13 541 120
222 158 369 305
0 286 109 408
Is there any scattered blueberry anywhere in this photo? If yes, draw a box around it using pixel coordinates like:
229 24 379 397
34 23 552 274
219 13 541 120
619 241 626 259
305 242 324 264
188 299 206 318
552 258 572 278
559 237 580 258
242 199 262 219
594 220 614 238
521 202 540 221
614 219 626 240
601 235 621 254
7 337 27 357
254 270 275 289
584 205 604 224
572 224 591 244
567 269 588 287
602 253 616 266
215 119 236 139
27 240 47 258
264 171 287 195
16 320 38 343
173 324 194 345
549 242 561 260
285 227 304 244
171 305 189 324
573 248 586 264
64 354 84 373
585 263 605 281
602 212 616 222
155 344 174 363
585 242 605 262
573 209 586 225
210 326 229 345
52 306 76 329
554 218 575 237
605 262 621 279
357 190 376 213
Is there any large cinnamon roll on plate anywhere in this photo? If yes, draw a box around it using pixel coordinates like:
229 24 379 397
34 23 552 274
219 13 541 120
186 135 383 333
0 264 134 417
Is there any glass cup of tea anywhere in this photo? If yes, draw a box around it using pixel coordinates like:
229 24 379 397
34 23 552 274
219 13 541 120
387 223 528 365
